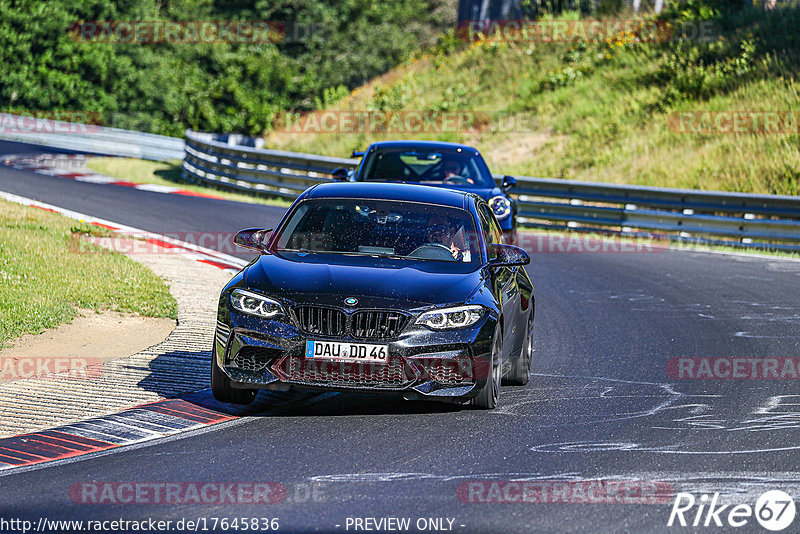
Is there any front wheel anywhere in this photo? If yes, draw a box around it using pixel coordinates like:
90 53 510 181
471 328 502 409
211 346 257 405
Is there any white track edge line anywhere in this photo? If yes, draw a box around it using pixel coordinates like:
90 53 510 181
0 190 248 270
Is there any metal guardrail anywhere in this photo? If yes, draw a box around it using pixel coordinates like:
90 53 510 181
183 130 800 250
511 177 800 244
183 130 357 199
0 113 184 161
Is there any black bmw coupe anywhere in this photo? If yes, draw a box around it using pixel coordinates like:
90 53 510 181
212 182 534 409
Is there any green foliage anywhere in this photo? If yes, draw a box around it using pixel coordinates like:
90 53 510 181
538 65 589 91
594 0 627 17
314 85 349 110
0 0 454 135
431 83 468 112
648 39 754 101
660 0 722 21
531 43 596 93
368 84 412 112
431 28 467 57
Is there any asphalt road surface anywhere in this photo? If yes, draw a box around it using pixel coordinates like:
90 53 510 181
1 139 800 533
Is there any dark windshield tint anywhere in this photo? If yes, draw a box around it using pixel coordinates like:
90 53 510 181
275 199 480 263
360 148 495 188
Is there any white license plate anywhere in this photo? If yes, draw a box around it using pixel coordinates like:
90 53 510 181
305 340 388 363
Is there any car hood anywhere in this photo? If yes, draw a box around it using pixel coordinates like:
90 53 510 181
244 252 485 308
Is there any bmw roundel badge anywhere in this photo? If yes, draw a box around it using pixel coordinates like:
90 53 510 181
344 297 358 306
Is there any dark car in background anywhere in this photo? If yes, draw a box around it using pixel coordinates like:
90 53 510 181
337 140 519 244
212 182 534 409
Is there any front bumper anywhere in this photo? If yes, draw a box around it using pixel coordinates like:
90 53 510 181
214 308 495 402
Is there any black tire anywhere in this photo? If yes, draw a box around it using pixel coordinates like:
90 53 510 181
211 346 257 405
471 328 502 409
506 311 533 386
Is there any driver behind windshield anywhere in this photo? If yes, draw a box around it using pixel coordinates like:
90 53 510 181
440 157 475 185
360 149 495 188
427 215 472 262
275 199 480 264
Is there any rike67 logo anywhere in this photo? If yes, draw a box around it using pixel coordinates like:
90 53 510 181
668 491 796 531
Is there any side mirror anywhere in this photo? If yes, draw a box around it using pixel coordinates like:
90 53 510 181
331 168 351 181
351 150 365 158
234 228 273 253
487 243 530 267
502 175 517 193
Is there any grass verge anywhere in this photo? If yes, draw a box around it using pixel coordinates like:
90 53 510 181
0 198 178 347
85 157 292 207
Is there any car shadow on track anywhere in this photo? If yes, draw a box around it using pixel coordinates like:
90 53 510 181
186 389 465 418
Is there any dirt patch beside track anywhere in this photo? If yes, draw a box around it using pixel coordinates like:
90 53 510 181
0 310 176 383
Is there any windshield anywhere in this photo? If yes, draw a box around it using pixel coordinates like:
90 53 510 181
359 148 495 188
275 198 480 263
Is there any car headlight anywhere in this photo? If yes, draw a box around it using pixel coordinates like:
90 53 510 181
416 305 485 330
489 196 512 220
230 289 284 318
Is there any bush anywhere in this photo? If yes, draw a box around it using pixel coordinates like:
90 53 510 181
0 0 456 136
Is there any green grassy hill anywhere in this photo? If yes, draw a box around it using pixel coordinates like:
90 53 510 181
266 4 800 195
